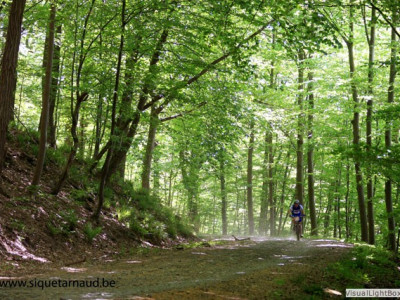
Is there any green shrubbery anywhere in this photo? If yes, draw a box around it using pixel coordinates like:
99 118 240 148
47 209 78 236
118 188 193 241
83 222 102 242
325 244 400 288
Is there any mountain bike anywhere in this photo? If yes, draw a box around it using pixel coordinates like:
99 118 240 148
293 215 305 241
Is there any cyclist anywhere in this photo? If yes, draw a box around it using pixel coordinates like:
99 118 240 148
288 200 304 237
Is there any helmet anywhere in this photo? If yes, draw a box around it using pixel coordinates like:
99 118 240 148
294 200 300 204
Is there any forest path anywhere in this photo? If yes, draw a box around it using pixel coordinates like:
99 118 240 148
1 237 352 299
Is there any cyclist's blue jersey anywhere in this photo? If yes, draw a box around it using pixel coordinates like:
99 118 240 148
290 204 303 221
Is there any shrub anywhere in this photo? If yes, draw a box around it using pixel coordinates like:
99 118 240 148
46 209 78 236
118 188 194 242
60 209 78 231
83 222 102 242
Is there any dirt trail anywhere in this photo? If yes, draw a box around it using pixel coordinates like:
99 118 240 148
0 237 352 299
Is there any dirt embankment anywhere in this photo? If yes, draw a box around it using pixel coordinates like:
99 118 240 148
0 136 163 268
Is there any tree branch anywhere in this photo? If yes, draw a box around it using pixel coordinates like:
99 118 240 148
160 101 207 122
368 0 400 39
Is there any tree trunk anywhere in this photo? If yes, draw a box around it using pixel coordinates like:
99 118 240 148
53 0 95 194
345 159 351 239
93 93 103 159
295 50 305 204
32 3 56 187
51 92 88 194
93 0 126 221
141 106 159 189
267 126 275 236
366 5 377 245
324 182 334 236
78 110 86 159
278 151 291 235
333 166 342 238
259 131 269 234
0 0 27 174
385 18 397 251
307 71 318 235
247 120 255 235
48 25 62 149
220 157 227 235
152 153 160 197
346 2 369 242
179 150 200 232
107 30 168 179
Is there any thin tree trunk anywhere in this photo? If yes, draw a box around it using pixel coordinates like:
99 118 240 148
278 151 291 235
295 50 305 204
179 150 200 232
333 166 342 238
307 71 318 235
93 93 103 159
220 157 227 235
324 182 334 236
234 174 240 232
167 153 175 206
32 3 56 186
152 153 160 196
0 0 27 174
267 126 275 236
247 120 255 235
141 106 159 189
51 92 88 194
346 1 368 242
259 131 269 234
385 16 397 251
52 0 95 194
365 5 377 245
48 25 62 149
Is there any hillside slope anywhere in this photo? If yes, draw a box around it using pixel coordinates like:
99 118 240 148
0 130 189 270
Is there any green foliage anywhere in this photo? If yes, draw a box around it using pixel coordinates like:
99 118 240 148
46 209 78 236
303 284 324 296
70 189 90 203
60 209 78 230
27 184 40 195
9 219 26 232
83 222 102 242
46 222 63 236
325 245 400 288
45 146 67 166
69 166 90 189
118 188 193 240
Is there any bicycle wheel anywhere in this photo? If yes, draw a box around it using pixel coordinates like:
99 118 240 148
296 224 300 241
